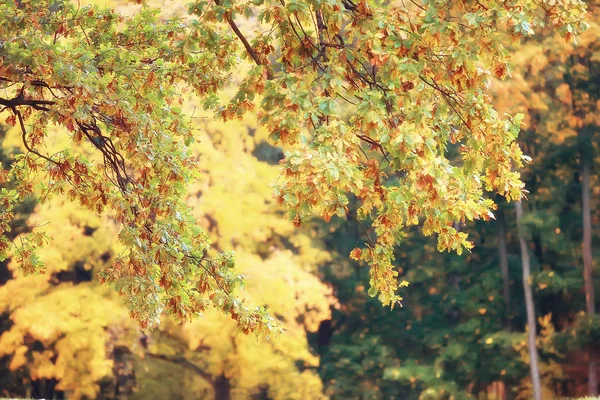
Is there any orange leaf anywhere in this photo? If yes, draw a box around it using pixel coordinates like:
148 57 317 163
350 247 362 261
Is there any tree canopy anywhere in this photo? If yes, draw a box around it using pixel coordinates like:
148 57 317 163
0 0 589 333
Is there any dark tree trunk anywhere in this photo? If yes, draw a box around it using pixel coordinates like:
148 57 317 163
214 374 231 400
515 201 542 400
45 378 55 399
581 158 598 396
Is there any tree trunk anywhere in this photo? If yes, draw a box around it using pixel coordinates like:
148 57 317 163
214 374 231 400
515 201 542 400
581 159 598 396
497 210 512 332
497 210 511 400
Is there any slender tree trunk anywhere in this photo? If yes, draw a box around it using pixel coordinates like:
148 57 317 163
497 210 511 400
497 210 512 332
581 159 598 396
515 201 542 400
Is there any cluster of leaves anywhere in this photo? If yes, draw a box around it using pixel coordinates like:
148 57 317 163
193 0 587 308
0 0 275 332
311 2 600 398
0 0 590 336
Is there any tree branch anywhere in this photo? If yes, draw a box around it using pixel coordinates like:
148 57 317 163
215 0 274 79
145 353 214 385
0 94 56 112
15 108 59 166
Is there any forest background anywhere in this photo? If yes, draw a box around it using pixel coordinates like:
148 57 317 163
0 0 599 399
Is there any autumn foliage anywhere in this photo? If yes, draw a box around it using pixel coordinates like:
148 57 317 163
0 0 589 334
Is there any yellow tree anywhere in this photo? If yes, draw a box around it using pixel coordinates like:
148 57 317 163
0 197 140 399
0 115 333 399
